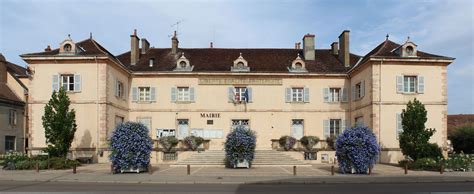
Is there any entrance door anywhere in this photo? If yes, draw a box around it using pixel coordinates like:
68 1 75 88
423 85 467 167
291 119 304 139
177 119 189 138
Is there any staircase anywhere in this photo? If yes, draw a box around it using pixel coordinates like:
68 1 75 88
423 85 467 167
173 150 309 167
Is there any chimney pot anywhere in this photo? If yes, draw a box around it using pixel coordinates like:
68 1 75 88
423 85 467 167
171 31 179 55
331 42 339 55
302 34 315 60
44 45 52 52
141 38 150 54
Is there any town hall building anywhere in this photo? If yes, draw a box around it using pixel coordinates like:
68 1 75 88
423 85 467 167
20 30 453 164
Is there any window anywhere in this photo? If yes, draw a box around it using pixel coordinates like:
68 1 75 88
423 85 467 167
406 46 414 55
355 82 362 99
291 119 304 139
177 87 190 102
234 87 247 102
64 44 72 52
355 116 364 127
330 119 341 137
294 62 303 69
232 119 249 129
137 117 152 130
139 87 151 101
115 116 124 127
292 88 304 102
177 119 189 138
236 62 245 68
149 58 155 67
9 110 17 126
116 81 124 98
179 61 187 68
157 129 176 138
61 75 75 91
329 88 340 102
403 76 417 93
190 129 223 139
5 136 15 151
207 120 214 125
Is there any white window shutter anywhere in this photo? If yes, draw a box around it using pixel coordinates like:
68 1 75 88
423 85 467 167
396 76 403 93
123 84 128 100
247 87 253 102
132 87 138 102
150 87 156 102
171 87 177 102
361 80 365 98
342 88 348 102
341 119 346 133
74 74 81 92
190 87 195 102
323 120 330 138
228 87 234 102
304 87 310 102
285 88 291 103
52 74 59 92
396 113 402 139
352 85 356 101
417 76 424 94
323 88 329 102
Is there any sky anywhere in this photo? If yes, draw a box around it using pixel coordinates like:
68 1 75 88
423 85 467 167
0 0 473 114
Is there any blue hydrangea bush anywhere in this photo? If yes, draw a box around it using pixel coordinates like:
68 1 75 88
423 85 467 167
109 122 153 173
225 125 257 168
336 126 380 174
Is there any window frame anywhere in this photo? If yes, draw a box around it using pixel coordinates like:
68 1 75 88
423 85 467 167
60 74 75 92
5 136 16 151
9 109 17 126
329 119 341 137
403 76 417 93
329 88 341 102
138 87 151 102
117 81 124 98
291 88 304 102
234 87 247 102
177 87 191 102
355 116 364 127
231 119 249 129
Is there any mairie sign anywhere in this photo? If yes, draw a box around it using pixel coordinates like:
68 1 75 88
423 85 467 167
199 78 282 85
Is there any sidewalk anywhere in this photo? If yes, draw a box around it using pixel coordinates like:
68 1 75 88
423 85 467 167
1 164 472 184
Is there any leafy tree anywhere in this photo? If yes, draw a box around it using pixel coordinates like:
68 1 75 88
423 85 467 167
448 125 474 154
42 87 77 157
399 98 442 161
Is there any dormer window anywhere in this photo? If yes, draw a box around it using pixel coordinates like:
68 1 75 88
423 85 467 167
64 44 72 52
149 58 155 67
59 35 77 55
288 53 308 72
406 46 414 55
231 53 250 72
394 37 418 57
174 52 194 71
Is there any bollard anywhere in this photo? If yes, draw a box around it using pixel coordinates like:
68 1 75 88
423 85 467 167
404 163 408 175
331 165 334 176
110 164 114 174
148 164 153 175
293 166 296 176
440 163 444 175
35 162 39 173
368 166 372 175
73 164 77 174
187 165 190 175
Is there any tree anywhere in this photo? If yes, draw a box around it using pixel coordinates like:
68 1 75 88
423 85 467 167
42 87 77 157
399 98 442 161
448 125 474 154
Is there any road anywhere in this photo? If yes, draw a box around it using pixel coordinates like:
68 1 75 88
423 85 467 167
0 180 472 193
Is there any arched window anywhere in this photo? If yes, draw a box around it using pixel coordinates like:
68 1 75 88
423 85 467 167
64 44 72 52
180 61 187 68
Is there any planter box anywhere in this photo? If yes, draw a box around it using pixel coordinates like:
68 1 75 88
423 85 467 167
233 159 250 168
120 166 147 174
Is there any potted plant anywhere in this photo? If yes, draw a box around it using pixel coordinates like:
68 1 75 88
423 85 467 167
300 136 320 151
159 136 179 152
326 135 337 150
279 136 296 151
225 125 256 168
183 136 204 151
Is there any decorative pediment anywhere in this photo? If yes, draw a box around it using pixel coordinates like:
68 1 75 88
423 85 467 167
288 53 308 72
231 53 250 72
59 34 78 55
174 52 194 71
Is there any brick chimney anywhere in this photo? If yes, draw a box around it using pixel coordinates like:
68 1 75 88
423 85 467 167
171 31 179 55
331 42 339 55
0 53 7 83
130 29 140 65
302 34 315 60
338 30 350 67
141 38 150 54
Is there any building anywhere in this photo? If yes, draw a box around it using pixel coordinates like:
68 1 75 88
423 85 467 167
20 30 454 164
0 54 28 154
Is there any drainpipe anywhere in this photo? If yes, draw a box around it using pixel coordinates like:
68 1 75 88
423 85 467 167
95 56 100 159
378 58 383 163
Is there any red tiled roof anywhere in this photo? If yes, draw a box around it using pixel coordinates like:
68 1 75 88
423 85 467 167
448 114 474 133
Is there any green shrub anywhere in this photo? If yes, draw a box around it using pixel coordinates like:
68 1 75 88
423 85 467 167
449 125 474 154
14 160 35 170
326 135 336 150
4 152 28 164
159 136 179 152
446 152 473 171
279 136 296 151
419 143 443 159
300 136 320 151
410 158 440 171
48 157 80 169
183 136 204 151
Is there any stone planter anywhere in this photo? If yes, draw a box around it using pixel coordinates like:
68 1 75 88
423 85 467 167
233 159 250 168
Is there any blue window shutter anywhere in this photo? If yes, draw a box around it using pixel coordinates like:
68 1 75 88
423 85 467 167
285 88 291 103
397 76 403 93
74 74 81 92
190 87 195 102
323 120 330 138
342 88 348 102
361 80 365 98
228 87 234 102
304 87 310 102
323 88 329 102
150 87 156 102
417 76 424 94
132 87 138 102
247 87 253 103
171 87 177 102
52 74 59 92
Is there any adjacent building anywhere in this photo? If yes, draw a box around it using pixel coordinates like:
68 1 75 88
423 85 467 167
20 30 454 163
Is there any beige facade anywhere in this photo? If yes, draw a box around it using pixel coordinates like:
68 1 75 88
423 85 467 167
20 31 453 164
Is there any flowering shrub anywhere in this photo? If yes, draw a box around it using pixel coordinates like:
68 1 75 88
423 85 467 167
336 126 380 174
183 136 204 151
279 136 296 151
446 152 472 171
109 122 153 173
159 136 179 152
300 136 320 151
225 125 256 167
